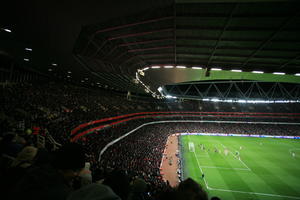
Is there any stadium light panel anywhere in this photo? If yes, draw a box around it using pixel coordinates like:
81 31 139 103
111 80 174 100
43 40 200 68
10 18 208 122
143 67 149 71
3 28 12 32
151 66 160 69
133 79 139 84
252 71 264 74
48 68 53 72
211 98 220 102
68 71 72 74
224 99 233 102
176 66 186 68
273 72 285 75
23 58 30 61
164 65 174 68
52 63 57 66
231 69 242 72
166 95 177 99
25 48 32 51
211 68 222 71
295 73 300 76
238 100 247 103
138 69 145 76
192 66 202 69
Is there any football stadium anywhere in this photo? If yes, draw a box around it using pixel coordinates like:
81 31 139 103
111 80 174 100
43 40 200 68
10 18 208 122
1 1 300 200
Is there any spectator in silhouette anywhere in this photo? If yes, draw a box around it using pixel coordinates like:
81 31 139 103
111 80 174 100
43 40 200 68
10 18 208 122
103 169 131 200
1 146 38 198
12 143 86 200
67 183 121 200
177 178 208 200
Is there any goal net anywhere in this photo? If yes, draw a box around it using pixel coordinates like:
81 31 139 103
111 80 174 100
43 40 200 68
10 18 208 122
189 142 195 152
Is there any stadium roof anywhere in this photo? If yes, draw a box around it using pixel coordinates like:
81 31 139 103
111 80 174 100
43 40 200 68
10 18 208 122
1 0 300 97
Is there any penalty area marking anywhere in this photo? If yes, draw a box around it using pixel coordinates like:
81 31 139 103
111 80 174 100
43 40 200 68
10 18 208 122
185 136 300 199
187 135 210 189
199 166 250 171
197 155 210 158
220 143 252 171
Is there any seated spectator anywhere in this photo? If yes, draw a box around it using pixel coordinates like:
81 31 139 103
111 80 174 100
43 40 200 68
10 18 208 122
177 178 208 200
127 177 148 200
157 178 208 200
0 132 23 158
211 197 221 200
103 169 131 200
67 183 121 200
11 143 86 200
1 146 38 198
10 145 38 168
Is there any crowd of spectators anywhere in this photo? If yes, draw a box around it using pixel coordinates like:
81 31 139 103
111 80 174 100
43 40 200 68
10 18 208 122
2 82 300 142
2 81 300 200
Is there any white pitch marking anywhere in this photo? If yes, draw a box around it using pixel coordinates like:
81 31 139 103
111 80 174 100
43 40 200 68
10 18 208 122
197 155 210 158
187 135 210 189
220 143 251 171
199 166 250 171
186 135 300 199
209 187 300 199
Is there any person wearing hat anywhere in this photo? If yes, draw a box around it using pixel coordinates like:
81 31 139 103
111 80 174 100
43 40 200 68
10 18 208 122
1 146 38 199
12 143 86 200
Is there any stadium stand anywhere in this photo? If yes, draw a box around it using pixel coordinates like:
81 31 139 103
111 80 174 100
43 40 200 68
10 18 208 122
1 82 300 200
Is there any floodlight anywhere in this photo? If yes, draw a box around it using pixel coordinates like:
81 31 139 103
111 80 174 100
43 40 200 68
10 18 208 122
231 69 242 72
192 67 202 69
3 28 12 32
211 68 222 71
252 71 264 74
273 72 285 75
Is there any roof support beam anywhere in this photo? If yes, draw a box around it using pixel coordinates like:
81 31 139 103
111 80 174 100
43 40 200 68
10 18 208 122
82 16 173 54
176 36 300 43
95 16 173 34
206 3 238 67
118 38 173 47
177 26 300 32
242 12 299 66
108 28 173 40
176 45 300 53
133 52 294 60
279 54 300 69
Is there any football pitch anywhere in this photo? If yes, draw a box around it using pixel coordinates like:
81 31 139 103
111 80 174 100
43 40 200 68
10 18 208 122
180 135 300 200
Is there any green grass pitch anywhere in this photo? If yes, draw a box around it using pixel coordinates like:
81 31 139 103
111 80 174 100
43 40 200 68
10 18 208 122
181 135 300 200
